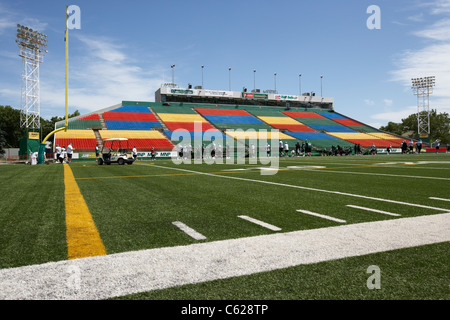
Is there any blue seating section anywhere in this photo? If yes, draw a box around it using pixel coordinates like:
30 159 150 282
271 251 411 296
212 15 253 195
105 120 162 130
111 105 152 113
317 112 347 119
202 115 265 124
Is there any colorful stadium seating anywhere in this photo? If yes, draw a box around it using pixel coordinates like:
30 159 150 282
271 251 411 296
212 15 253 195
99 130 174 151
54 129 98 152
195 107 272 131
104 105 162 130
53 102 411 155
56 113 102 130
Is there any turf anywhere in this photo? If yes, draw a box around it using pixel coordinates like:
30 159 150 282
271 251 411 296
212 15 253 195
0 153 448 299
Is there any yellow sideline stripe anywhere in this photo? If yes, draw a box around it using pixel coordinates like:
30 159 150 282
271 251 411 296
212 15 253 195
64 164 106 260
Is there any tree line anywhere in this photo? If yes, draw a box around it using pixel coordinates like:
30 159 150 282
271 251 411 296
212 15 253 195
379 109 449 145
0 105 79 152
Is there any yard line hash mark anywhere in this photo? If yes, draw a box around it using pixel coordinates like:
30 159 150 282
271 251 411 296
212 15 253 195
296 209 346 223
429 197 450 202
238 215 282 231
137 163 450 213
346 205 401 217
172 221 207 240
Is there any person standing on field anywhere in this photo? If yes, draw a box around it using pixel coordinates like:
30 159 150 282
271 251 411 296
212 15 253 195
66 143 75 163
132 146 137 161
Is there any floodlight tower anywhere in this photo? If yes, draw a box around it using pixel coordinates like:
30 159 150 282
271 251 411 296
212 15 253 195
411 76 435 139
16 24 48 131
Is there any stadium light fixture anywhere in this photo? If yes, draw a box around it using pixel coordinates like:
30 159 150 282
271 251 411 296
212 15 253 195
201 65 204 88
16 24 48 130
253 69 256 91
171 64 175 87
274 73 277 93
299 74 302 96
228 67 231 91
411 76 435 138
320 75 323 97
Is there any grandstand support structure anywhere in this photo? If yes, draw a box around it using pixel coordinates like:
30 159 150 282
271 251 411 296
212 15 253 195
412 76 435 139
16 24 48 131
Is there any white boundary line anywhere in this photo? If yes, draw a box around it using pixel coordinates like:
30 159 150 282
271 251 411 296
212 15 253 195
305 169 450 181
137 163 450 212
296 209 346 223
1 213 448 299
429 197 450 202
172 221 206 240
238 215 282 231
346 205 401 217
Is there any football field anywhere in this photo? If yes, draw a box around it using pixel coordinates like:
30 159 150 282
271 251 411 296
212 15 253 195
0 153 449 301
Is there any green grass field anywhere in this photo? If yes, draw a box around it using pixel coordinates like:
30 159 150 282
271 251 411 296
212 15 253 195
0 153 449 301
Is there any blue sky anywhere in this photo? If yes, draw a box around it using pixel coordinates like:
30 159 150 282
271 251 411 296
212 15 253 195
1 0 449 128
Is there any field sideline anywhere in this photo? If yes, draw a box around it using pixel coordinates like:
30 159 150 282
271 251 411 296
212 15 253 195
0 153 449 300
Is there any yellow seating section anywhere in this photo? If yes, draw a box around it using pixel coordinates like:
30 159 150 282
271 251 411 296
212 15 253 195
157 113 208 123
327 132 382 140
99 130 166 140
368 132 399 140
55 129 96 139
257 116 303 125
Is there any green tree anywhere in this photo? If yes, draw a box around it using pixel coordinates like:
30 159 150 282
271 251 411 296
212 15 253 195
0 129 6 155
0 106 24 148
0 105 81 147
380 109 450 144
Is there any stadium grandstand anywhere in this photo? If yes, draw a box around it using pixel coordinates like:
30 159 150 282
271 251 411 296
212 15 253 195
53 85 414 160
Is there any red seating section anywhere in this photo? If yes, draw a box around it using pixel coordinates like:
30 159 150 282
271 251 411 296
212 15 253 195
165 122 216 131
123 139 174 151
282 112 325 118
103 112 158 122
54 138 98 152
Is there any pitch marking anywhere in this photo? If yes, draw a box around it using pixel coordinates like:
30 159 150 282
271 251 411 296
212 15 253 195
64 164 106 259
429 197 450 202
346 204 401 217
138 163 450 213
172 221 206 240
238 215 282 231
296 209 346 223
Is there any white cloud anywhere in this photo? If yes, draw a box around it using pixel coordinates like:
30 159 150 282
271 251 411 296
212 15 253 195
39 34 165 117
414 18 450 41
383 99 393 107
0 16 15 34
370 106 417 123
390 0 450 118
408 13 424 22
430 0 450 14
364 99 375 105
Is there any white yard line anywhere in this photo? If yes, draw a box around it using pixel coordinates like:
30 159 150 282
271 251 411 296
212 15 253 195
137 163 450 212
346 205 401 217
305 169 450 181
172 221 207 240
296 209 346 223
0 213 448 300
238 215 282 231
429 197 450 202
